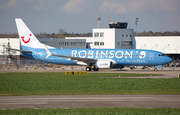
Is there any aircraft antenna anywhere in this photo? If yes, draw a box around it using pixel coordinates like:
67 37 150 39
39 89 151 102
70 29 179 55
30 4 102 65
97 15 101 29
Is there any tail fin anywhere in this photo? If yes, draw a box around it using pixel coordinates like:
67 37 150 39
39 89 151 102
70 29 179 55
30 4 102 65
15 18 44 48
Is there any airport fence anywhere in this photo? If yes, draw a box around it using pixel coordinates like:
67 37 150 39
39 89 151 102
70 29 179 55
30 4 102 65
0 59 50 68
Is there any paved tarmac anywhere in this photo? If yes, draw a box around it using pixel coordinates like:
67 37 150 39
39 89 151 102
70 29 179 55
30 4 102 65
0 67 180 73
0 95 180 109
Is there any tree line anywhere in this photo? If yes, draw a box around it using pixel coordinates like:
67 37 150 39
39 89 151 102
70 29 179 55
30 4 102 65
135 31 180 36
0 31 180 38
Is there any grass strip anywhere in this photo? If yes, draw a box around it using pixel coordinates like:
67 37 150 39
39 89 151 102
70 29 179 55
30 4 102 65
0 72 179 95
0 108 180 115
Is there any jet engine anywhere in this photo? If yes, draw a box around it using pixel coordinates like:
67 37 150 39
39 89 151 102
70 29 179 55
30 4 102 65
95 60 113 69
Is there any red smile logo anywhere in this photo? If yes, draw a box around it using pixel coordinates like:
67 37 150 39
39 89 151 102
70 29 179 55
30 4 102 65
21 34 31 43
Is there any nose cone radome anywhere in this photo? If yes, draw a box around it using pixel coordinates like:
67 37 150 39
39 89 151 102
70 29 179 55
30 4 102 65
167 57 173 63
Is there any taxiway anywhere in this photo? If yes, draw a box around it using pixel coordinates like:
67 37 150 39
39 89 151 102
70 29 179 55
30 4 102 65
0 95 180 109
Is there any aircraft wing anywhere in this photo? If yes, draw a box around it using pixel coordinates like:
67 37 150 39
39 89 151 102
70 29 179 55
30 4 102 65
52 54 97 64
6 48 32 53
44 45 97 64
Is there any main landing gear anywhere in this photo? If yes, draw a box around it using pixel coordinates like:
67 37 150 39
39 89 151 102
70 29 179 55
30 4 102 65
86 65 99 71
86 67 91 71
154 68 158 71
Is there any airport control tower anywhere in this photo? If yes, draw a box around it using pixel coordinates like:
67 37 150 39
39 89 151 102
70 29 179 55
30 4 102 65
93 21 134 49
109 22 128 29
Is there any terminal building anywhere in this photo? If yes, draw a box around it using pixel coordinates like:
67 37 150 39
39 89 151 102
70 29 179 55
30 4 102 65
0 21 180 65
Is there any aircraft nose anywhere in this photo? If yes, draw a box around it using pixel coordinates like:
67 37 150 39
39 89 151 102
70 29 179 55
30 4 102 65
167 57 173 63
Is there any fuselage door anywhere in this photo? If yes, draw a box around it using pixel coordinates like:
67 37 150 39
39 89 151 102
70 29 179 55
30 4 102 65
149 52 154 60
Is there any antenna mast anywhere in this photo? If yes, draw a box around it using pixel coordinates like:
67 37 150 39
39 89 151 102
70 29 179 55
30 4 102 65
97 16 101 29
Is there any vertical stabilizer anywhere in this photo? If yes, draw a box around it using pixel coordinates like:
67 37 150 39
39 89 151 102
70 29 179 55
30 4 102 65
15 18 44 48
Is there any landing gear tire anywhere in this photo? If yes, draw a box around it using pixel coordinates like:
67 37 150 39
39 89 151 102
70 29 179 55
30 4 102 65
93 68 99 71
154 68 158 71
86 67 91 71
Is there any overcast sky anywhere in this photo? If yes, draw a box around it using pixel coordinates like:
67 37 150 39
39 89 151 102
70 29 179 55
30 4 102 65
0 0 180 34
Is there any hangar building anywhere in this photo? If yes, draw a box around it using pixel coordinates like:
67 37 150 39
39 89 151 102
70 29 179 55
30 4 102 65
0 38 86 60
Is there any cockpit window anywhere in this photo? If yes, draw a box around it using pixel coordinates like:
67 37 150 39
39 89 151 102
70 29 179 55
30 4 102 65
158 54 166 57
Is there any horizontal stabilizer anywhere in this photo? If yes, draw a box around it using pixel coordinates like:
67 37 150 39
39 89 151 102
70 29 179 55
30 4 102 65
6 48 32 53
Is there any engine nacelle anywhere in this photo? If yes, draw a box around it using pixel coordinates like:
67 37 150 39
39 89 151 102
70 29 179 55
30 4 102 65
95 60 113 69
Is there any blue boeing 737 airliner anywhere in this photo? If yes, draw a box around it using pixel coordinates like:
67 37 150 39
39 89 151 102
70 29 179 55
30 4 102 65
10 19 172 71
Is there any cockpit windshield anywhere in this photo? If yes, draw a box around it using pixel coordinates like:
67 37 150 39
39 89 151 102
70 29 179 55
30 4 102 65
158 54 166 57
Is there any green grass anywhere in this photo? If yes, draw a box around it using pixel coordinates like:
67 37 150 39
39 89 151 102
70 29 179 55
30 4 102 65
0 108 180 115
0 72 180 95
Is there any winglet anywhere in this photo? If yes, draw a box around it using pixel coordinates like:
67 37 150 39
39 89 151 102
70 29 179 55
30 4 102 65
44 45 52 59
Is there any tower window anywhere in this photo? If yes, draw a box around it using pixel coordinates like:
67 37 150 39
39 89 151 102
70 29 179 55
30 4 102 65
100 33 104 37
94 42 99 45
121 41 132 46
100 42 104 45
94 33 99 37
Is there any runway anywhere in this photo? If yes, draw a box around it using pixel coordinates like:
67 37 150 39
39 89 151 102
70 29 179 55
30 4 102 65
0 95 180 109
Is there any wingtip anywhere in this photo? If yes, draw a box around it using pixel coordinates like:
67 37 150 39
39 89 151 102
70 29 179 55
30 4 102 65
44 44 52 56
15 18 22 21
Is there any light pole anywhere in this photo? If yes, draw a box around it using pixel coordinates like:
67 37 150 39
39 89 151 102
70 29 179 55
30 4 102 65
135 18 139 36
